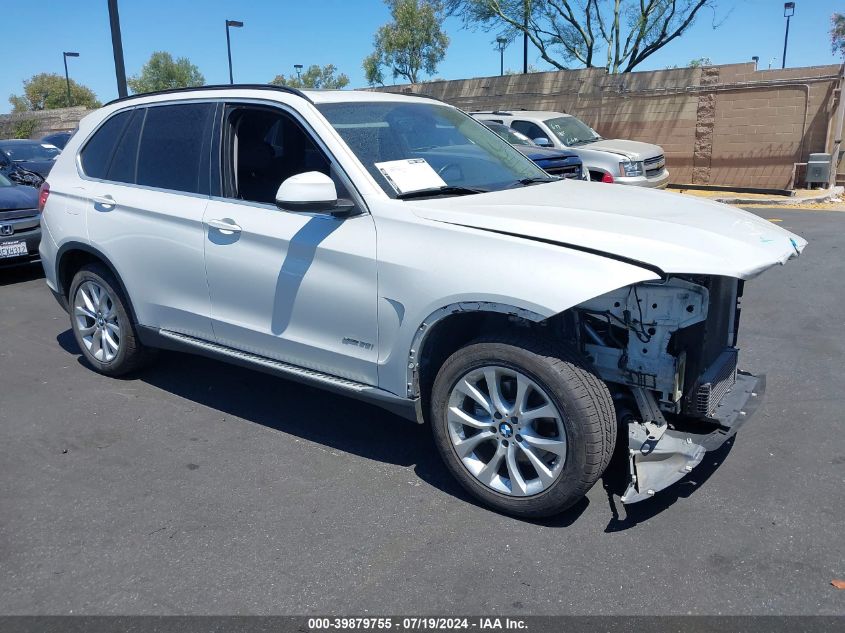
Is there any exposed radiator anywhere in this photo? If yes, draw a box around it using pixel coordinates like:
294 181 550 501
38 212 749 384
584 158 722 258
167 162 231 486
691 348 738 417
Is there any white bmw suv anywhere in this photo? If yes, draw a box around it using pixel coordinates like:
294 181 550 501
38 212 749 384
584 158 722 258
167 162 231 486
39 86 805 517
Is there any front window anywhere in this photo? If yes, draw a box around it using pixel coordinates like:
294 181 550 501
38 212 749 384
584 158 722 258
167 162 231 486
544 116 602 147
0 143 60 161
0 173 12 187
317 101 549 198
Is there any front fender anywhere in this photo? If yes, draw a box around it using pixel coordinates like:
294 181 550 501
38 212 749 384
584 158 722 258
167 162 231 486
371 206 660 397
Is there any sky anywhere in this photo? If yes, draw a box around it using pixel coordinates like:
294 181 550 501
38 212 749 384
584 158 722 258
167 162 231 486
1 0 842 114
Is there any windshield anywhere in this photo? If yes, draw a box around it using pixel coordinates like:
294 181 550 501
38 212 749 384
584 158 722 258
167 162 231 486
317 101 548 198
484 122 535 146
0 143 60 161
544 116 601 147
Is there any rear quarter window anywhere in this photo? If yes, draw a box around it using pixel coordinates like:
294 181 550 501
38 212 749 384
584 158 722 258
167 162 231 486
80 110 133 179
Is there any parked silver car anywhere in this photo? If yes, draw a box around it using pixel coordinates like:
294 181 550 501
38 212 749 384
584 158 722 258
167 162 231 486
471 110 669 188
39 86 804 517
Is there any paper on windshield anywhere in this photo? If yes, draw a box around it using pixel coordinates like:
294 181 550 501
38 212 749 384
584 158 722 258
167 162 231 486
374 158 446 195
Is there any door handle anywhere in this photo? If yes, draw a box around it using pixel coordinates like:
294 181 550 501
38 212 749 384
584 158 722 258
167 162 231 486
92 195 116 208
207 218 242 234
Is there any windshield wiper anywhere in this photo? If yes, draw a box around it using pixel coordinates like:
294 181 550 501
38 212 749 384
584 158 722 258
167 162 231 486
396 185 488 200
569 136 603 147
511 176 558 187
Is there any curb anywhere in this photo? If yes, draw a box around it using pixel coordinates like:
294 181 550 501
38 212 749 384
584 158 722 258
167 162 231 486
711 186 844 206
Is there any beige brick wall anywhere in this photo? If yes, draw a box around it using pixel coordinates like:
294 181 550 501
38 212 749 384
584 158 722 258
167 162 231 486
376 62 843 190
0 106 91 140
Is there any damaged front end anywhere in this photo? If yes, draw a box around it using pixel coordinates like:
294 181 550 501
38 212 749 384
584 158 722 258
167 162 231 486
573 275 764 503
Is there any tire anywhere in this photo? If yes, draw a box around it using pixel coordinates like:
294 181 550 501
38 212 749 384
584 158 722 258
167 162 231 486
430 336 616 518
68 263 155 376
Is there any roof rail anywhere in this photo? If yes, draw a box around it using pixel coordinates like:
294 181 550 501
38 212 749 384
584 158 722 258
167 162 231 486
103 83 314 107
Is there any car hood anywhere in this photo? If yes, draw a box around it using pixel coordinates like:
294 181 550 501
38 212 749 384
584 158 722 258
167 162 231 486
408 180 807 280
581 138 662 161
0 184 39 211
516 145 579 161
14 160 54 177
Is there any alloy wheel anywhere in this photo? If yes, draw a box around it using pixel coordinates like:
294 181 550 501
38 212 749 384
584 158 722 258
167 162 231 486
446 365 567 496
73 280 121 363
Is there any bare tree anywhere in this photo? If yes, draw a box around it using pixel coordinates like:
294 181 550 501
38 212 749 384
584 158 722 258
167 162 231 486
447 0 718 74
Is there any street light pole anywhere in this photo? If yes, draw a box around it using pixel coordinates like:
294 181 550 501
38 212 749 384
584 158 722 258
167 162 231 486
107 0 128 98
523 1 528 74
496 38 508 76
782 2 795 69
225 19 244 84
63 52 79 107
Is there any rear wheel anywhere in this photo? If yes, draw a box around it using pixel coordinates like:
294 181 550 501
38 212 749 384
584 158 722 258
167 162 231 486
69 263 154 376
430 336 615 518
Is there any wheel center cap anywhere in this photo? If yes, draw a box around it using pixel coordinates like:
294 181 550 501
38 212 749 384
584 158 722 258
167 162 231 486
96 315 105 327
498 422 513 438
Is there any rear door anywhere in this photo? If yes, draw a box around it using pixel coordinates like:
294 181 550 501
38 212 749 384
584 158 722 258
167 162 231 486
81 102 217 338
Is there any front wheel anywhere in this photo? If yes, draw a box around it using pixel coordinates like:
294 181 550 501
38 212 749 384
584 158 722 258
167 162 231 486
430 337 616 518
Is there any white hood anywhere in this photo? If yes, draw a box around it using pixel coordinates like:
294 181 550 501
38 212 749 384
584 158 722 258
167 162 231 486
582 138 663 160
409 180 807 280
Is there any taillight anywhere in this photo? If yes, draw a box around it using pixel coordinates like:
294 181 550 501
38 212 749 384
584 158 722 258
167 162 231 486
600 173 614 184
38 182 50 212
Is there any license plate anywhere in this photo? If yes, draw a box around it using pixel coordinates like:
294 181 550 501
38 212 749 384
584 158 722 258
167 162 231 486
0 240 28 259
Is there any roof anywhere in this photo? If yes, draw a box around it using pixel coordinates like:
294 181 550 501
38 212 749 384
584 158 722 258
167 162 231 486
472 110 570 119
303 89 444 105
0 139 46 145
103 84 444 108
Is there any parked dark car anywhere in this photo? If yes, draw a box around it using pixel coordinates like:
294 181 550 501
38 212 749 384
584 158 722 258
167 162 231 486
0 172 41 266
0 139 60 178
41 131 74 150
0 152 44 187
483 121 586 180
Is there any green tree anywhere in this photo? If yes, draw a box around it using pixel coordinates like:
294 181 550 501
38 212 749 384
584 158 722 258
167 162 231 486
447 0 718 74
8 73 100 112
127 51 205 94
363 0 450 85
687 56 712 67
269 64 350 89
832 13 845 58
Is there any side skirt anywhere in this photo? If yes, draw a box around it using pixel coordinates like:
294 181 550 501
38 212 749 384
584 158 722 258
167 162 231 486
137 326 419 422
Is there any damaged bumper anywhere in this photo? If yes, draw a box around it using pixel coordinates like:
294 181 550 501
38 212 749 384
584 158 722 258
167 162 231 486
621 371 765 503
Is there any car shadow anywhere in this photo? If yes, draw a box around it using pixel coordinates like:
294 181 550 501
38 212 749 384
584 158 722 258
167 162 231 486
0 261 43 286
56 330 721 528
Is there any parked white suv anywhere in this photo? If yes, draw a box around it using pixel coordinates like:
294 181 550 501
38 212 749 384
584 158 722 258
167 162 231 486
39 86 805 517
471 110 669 188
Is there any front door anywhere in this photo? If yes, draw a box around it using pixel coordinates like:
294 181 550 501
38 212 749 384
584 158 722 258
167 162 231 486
202 104 379 384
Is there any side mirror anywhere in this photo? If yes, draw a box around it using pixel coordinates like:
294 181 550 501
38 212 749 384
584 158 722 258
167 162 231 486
533 137 553 147
275 171 354 217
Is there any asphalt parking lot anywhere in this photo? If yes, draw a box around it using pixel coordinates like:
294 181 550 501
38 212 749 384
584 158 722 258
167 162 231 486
1 208 843 615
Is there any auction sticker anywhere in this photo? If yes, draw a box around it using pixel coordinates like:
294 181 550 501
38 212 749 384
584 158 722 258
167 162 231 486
374 158 446 195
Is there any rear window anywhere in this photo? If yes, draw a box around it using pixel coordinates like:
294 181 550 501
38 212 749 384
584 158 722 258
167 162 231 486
136 103 214 194
80 111 133 179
